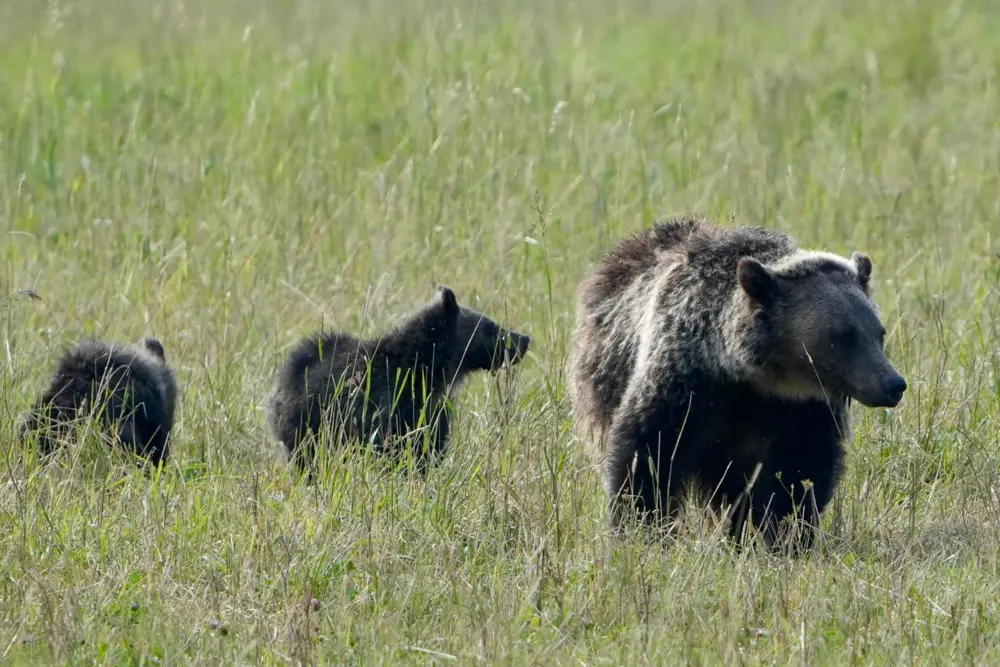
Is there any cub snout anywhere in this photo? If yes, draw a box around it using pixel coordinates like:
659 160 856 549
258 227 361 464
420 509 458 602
512 332 531 363
494 331 531 370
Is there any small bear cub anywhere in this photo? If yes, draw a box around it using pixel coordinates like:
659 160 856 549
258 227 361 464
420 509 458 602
20 338 178 465
267 285 531 473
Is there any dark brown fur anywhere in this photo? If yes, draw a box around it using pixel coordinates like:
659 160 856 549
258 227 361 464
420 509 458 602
19 338 178 465
267 286 531 474
569 217 905 549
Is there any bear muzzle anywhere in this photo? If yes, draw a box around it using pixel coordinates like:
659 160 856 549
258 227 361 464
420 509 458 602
492 332 532 372
856 371 907 408
879 373 908 408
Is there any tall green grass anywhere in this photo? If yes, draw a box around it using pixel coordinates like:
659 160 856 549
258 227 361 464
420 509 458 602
1 0 999 662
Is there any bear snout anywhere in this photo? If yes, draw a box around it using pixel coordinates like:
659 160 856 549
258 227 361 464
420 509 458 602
846 366 907 409
515 333 531 360
497 332 531 369
880 373 907 408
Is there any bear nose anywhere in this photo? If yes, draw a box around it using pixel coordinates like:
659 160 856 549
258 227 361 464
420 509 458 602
517 334 531 356
500 333 530 367
881 374 907 406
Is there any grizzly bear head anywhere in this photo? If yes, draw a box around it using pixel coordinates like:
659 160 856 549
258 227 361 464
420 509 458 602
737 251 907 408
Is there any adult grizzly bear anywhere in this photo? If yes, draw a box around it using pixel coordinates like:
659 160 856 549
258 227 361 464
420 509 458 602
20 338 178 466
267 285 531 474
569 217 906 548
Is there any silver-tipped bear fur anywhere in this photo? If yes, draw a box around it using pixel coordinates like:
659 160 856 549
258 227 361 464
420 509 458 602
568 217 906 548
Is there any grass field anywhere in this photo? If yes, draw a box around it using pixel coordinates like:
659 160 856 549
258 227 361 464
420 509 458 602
1 0 999 663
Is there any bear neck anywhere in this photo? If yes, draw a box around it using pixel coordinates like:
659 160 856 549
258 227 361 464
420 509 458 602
373 327 461 394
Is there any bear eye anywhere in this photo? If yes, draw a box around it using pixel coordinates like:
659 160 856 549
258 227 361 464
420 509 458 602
877 328 886 347
836 328 857 346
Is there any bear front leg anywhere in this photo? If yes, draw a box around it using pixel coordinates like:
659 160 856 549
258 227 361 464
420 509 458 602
429 405 451 459
731 477 821 552
604 391 701 534
732 424 845 553
406 409 448 476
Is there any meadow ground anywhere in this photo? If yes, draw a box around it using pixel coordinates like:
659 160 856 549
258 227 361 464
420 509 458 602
1 0 999 663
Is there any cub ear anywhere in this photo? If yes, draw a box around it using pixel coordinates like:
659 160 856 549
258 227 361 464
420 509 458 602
851 251 872 288
435 285 460 317
143 338 166 361
737 257 779 305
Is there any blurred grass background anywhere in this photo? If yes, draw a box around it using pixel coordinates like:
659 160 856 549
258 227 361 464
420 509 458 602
1 0 999 663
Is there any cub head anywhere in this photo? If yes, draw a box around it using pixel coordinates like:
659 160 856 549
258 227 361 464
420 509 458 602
737 251 906 408
428 285 531 374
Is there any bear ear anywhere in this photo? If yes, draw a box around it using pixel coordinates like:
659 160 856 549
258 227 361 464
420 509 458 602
851 251 872 288
737 257 779 305
143 338 166 361
435 285 460 317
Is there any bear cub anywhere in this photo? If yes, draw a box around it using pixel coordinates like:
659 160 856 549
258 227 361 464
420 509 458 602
20 338 178 466
267 285 531 473
569 217 906 549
